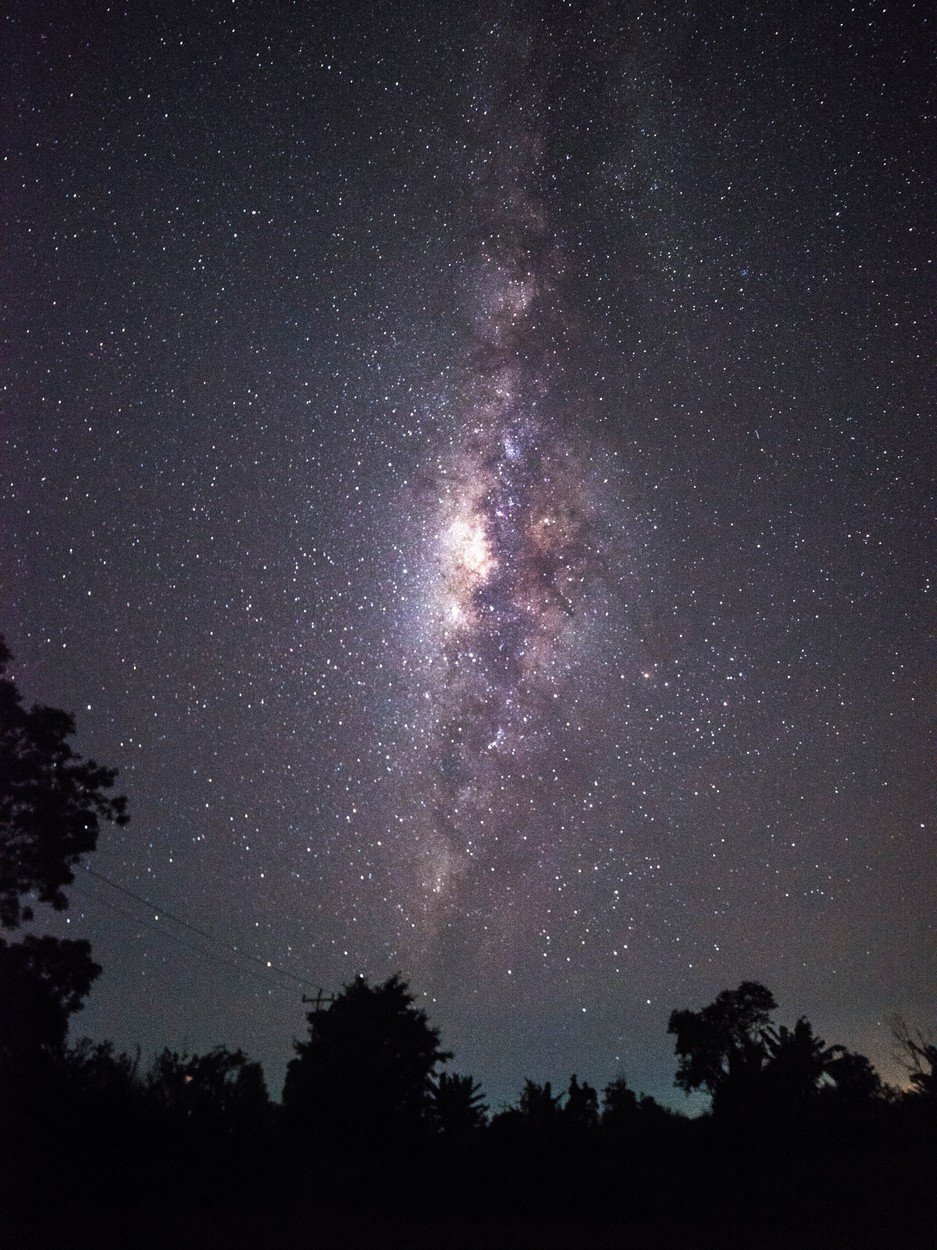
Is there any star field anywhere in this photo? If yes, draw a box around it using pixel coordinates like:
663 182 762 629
2 0 932 1103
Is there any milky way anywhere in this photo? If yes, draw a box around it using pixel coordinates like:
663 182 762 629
407 28 609 940
4 1 931 1103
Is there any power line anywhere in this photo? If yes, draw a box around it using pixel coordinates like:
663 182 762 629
71 880 294 992
80 866 315 992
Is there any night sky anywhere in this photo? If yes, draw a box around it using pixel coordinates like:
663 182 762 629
3 0 932 1106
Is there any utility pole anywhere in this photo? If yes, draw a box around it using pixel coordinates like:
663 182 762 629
301 988 335 1013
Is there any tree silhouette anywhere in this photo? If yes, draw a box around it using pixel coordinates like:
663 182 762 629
283 973 450 1141
0 933 100 1060
668 981 777 1111
431 1070 488 1135
0 636 128 930
829 1048 883 1096
0 633 132 1117
892 1018 937 1101
146 1046 269 1121
668 983 887 1128
601 1075 639 1127
61 1038 142 1101
564 1074 599 1128
759 1016 841 1111
0 635 129 1085
517 1079 562 1124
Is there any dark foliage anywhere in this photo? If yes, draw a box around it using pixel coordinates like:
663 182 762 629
894 1017 937 1102
668 980 777 1104
0 637 127 1084
0 933 100 1059
2 976 935 1250
282 972 451 1141
0 636 127 929
431 1070 488 1135
517 1076 561 1123
146 1045 270 1122
564 1074 599 1128
601 1074 679 1137
667 983 900 1130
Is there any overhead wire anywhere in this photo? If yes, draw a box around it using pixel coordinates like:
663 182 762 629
77 866 315 993
70 880 292 992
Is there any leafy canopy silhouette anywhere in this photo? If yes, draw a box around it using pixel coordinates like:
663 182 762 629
0 933 101 1060
668 980 777 1100
0 635 128 930
431 1070 488 1134
283 972 451 1136
0 635 128 1059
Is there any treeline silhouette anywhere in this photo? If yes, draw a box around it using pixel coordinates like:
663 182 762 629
1 637 934 1248
4 970 936 1249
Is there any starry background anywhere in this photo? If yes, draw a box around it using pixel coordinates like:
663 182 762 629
2 0 932 1107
